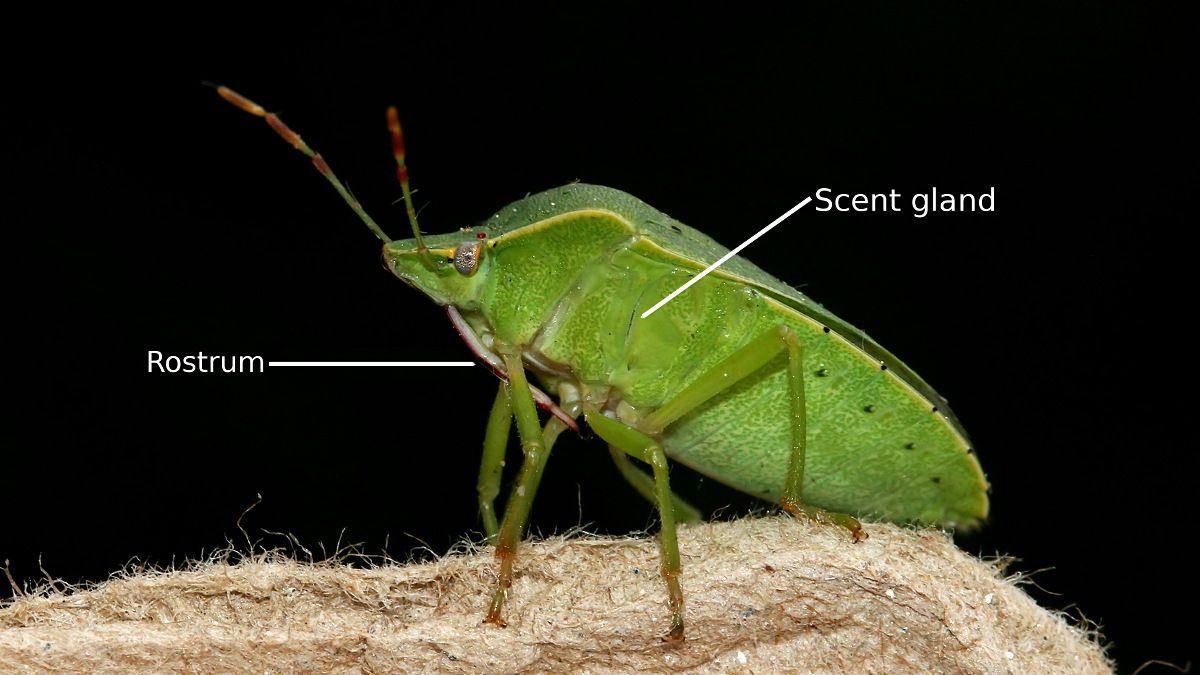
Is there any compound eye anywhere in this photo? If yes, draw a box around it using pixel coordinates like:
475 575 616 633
453 240 483 276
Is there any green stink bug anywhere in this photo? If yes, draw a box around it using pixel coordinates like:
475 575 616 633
215 86 988 640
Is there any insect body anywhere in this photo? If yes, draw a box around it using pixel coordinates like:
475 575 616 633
216 87 988 640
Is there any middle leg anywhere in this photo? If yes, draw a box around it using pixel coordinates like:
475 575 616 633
586 410 686 641
608 444 703 524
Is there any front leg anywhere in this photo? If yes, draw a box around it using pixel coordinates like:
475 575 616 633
484 352 570 628
477 381 512 543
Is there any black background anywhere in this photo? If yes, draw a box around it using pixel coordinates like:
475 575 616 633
6 4 1190 671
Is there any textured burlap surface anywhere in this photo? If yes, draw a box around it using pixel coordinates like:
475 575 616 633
1 517 1109 673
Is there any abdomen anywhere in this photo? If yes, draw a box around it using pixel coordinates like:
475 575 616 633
534 246 988 526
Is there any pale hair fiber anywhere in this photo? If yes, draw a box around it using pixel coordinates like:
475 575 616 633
1 517 1110 673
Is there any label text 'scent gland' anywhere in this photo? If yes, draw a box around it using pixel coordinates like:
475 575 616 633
815 187 995 218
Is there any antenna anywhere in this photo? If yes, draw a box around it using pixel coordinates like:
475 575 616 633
212 85 393 244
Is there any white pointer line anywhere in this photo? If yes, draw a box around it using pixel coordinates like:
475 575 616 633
268 362 475 367
640 196 813 319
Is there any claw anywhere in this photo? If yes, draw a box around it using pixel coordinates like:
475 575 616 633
780 498 868 542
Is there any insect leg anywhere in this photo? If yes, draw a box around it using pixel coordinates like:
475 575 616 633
641 325 797 434
478 382 513 543
607 445 702 524
641 325 865 541
587 412 685 641
484 352 564 628
777 328 866 541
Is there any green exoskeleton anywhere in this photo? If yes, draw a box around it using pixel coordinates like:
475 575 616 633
215 87 988 640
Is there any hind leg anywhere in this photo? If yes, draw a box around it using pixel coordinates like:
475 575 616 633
643 325 864 541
